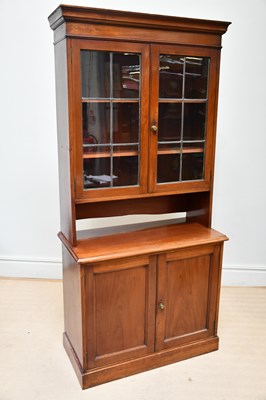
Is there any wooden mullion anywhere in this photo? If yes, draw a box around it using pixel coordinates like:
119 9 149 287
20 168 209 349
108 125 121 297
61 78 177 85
148 44 160 193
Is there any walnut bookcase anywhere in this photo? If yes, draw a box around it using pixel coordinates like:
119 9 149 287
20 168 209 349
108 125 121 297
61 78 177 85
48 5 230 389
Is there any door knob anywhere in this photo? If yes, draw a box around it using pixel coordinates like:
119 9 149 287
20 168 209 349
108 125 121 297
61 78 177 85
151 124 158 133
158 301 165 311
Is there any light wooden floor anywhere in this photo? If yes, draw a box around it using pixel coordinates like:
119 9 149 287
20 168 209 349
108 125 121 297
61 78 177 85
0 278 265 399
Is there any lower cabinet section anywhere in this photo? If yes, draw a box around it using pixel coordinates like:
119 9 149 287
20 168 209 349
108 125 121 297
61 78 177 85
61 223 226 389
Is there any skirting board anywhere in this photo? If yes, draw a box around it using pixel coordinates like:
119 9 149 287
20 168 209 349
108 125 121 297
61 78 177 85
0 257 266 286
222 265 266 286
0 257 62 279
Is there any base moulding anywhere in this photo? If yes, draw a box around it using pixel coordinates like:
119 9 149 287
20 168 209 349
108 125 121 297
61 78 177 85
63 332 219 389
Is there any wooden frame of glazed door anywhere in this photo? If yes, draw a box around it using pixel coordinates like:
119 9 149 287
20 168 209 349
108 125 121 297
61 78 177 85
149 45 220 195
70 39 150 203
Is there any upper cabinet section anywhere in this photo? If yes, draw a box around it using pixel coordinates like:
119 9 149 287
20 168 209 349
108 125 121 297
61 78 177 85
49 6 230 204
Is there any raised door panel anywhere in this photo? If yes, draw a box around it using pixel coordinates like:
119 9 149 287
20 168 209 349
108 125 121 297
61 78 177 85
156 245 221 351
84 256 156 368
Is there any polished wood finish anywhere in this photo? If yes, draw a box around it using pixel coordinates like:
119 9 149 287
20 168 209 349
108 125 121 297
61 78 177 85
61 247 83 365
58 222 227 263
48 5 230 47
156 245 221 350
64 332 219 388
85 255 156 368
49 5 229 389
53 39 76 244
75 194 188 219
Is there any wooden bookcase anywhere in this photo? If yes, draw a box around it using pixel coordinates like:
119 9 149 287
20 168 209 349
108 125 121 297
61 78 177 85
48 5 230 389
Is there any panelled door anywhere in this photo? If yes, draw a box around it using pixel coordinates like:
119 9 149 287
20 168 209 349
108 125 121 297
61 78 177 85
155 244 222 351
84 255 156 368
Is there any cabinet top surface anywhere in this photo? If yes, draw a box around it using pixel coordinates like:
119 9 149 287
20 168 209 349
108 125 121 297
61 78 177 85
48 4 231 34
59 222 228 264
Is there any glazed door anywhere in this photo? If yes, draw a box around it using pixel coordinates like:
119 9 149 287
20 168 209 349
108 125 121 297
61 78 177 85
84 255 156 368
149 45 219 194
155 245 221 351
71 40 149 202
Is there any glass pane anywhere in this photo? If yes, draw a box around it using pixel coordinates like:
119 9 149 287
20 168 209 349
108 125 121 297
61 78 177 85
158 103 182 142
83 148 112 189
183 103 206 141
83 145 110 158
81 51 110 98
81 50 142 190
113 53 140 98
113 103 139 143
82 103 110 146
182 153 204 181
184 57 209 99
113 148 139 186
157 145 181 183
159 55 183 99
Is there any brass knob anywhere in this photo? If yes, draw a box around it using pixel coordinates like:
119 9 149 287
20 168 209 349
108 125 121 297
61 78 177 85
151 124 158 133
158 301 165 311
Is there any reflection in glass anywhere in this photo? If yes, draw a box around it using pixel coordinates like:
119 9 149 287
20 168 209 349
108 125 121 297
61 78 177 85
183 103 206 141
157 54 209 185
157 143 181 183
113 153 139 186
184 57 209 99
158 103 182 141
81 51 110 98
81 50 141 189
159 55 183 98
81 51 141 99
113 103 139 143
83 151 111 188
82 103 110 146
157 153 180 183
83 145 110 158
182 153 204 181
113 53 140 98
